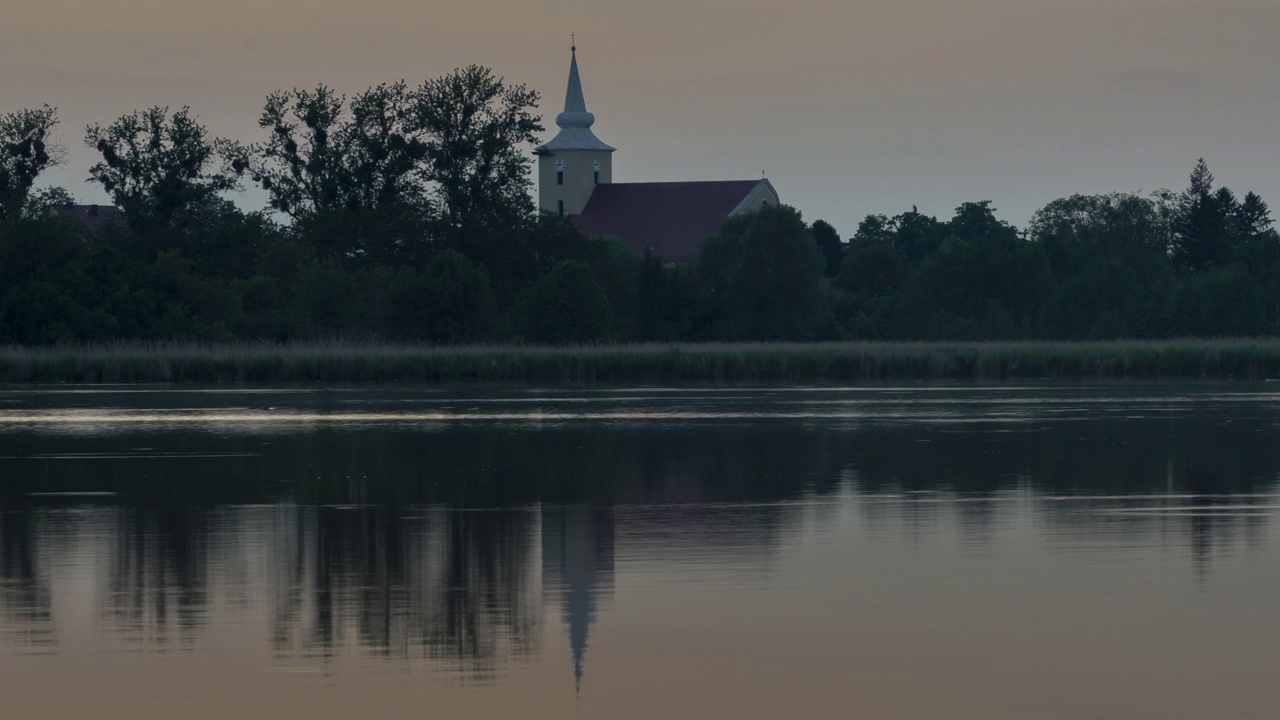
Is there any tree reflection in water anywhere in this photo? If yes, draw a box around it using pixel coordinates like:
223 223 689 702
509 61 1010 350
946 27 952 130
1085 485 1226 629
0 386 1278 686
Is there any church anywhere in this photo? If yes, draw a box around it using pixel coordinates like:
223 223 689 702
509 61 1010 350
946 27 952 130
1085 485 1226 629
534 46 780 263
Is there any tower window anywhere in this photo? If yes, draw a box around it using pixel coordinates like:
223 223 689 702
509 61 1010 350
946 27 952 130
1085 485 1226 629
594 171 599 185
558 200 565 216
557 171 564 186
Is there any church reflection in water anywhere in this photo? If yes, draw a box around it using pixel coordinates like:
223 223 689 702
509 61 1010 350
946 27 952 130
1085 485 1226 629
542 505 614 691
228 501 620 685
0 500 625 689
2 488 1276 688
3 402 1280 687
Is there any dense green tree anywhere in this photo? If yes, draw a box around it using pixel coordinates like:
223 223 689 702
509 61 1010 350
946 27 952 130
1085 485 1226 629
949 201 1020 247
1027 193 1172 255
10 72 1280 348
891 202 1046 339
378 251 497 342
891 208 948 263
851 214 893 246
836 241 908 301
832 240 909 339
292 259 364 335
0 212 82 343
1024 193 1177 339
694 205 831 340
851 207 947 264
469 214 599 306
635 249 695 341
809 219 843 277
517 260 614 344
1174 264 1270 336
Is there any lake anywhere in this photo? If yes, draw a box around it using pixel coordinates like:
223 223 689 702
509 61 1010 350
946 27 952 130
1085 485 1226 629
1 383 1279 719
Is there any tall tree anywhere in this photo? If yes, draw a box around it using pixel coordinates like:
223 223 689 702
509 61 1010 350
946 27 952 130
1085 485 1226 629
86 106 237 230
0 106 63 220
809 219 844 277
412 65 543 243
849 209 948 263
238 86 349 219
345 81 428 212
948 201 1019 247
893 202 1043 339
232 83 432 262
1026 193 1172 266
1236 192 1273 237
1173 158 1232 270
851 214 894 246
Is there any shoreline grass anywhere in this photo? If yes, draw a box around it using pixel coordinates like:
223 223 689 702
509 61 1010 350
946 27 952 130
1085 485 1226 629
3 340 1280 384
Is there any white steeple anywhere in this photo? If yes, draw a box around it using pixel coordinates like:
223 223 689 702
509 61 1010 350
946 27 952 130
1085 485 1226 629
536 43 615 216
535 45 615 154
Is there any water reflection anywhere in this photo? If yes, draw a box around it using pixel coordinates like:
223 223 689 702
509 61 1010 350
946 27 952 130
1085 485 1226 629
102 505 210 650
259 504 545 679
543 505 614 691
0 508 53 650
0 385 1279 702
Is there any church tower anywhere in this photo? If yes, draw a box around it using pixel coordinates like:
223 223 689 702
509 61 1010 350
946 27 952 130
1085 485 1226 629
535 44 615 216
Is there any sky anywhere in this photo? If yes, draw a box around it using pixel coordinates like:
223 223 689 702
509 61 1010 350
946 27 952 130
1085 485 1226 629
3 0 1279 236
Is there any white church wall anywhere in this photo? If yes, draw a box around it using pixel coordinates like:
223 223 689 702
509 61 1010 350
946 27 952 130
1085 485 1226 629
538 149 613 216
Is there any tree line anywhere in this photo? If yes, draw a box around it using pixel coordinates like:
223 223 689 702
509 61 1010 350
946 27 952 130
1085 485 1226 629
1 67 1277 344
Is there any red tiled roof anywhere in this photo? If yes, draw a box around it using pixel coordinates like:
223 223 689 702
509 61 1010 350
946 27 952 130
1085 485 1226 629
55 204 125 231
571 181 763 262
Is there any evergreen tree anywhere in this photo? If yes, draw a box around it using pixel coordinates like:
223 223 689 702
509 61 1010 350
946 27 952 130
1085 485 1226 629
1174 159 1232 270
1236 192 1273 237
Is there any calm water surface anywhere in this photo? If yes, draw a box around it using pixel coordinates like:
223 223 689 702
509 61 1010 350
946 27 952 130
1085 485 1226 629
1 383 1279 719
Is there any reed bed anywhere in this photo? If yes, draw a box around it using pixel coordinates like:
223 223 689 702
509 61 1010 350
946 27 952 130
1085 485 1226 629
1 339 1279 384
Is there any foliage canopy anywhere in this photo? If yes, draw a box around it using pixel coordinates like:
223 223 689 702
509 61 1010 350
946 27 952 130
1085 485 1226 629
1 83 1277 346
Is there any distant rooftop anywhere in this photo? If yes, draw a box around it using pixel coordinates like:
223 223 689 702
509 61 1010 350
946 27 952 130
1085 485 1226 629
572 180 771 262
55 204 124 231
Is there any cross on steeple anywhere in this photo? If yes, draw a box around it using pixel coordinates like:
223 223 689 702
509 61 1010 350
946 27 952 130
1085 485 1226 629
571 32 576 51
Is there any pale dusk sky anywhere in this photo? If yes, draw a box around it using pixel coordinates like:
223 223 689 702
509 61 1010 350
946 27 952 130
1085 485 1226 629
3 0 1279 235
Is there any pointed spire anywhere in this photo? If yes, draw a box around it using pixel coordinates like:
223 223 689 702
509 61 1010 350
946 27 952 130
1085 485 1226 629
564 46 588 115
558 45 593 128
535 44 616 154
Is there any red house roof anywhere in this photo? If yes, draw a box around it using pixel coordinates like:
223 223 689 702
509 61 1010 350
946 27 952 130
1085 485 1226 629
572 180 768 262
